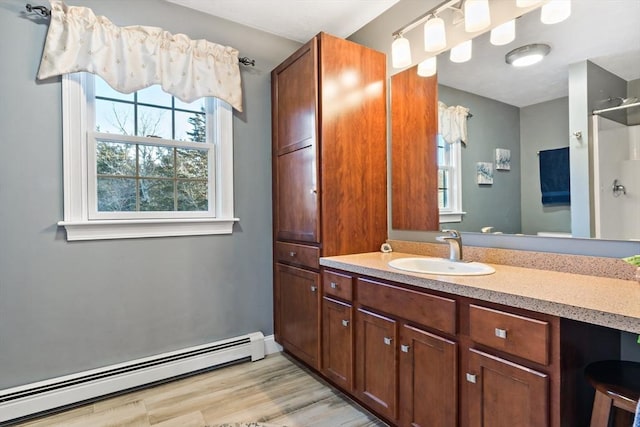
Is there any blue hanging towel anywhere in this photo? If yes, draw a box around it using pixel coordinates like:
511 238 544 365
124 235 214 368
635 399 640 427
539 147 570 205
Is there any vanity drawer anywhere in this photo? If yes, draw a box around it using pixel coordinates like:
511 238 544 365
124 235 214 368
323 270 353 301
356 278 456 335
469 304 549 365
275 241 319 269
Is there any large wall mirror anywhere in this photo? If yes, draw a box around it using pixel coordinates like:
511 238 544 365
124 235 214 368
391 0 640 241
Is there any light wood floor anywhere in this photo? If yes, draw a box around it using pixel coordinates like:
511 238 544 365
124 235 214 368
13 353 387 427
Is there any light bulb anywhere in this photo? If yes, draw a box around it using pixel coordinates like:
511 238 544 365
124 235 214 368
424 16 446 52
450 40 472 63
391 36 412 68
490 19 515 46
417 56 437 77
541 0 571 25
464 0 491 32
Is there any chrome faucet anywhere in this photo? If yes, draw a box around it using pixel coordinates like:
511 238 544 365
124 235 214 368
436 229 463 262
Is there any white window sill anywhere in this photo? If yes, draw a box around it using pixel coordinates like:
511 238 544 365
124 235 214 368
58 218 239 241
439 211 466 224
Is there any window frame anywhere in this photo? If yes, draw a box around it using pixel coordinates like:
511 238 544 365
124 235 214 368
58 73 238 241
438 136 465 223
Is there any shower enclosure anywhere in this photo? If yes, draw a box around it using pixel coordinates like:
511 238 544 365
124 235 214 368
592 98 640 240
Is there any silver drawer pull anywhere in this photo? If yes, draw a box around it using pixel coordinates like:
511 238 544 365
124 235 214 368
341 319 349 327
289 251 296 257
495 328 507 339
330 282 338 289
466 373 477 384
401 344 410 353
383 337 393 346
310 285 317 292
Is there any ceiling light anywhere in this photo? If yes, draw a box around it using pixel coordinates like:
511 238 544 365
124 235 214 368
516 0 542 7
450 40 472 63
490 19 515 46
424 16 447 52
464 0 491 33
541 0 571 25
505 43 551 67
391 35 412 68
417 56 437 77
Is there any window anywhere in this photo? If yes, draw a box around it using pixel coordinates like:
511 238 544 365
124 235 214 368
437 135 465 223
59 73 237 240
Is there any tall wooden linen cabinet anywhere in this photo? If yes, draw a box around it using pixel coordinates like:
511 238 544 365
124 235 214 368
271 33 387 369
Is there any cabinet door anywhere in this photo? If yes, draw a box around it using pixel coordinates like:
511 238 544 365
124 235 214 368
272 38 319 243
467 349 549 427
355 308 398 421
275 146 319 243
322 297 353 391
275 263 320 368
399 324 457 427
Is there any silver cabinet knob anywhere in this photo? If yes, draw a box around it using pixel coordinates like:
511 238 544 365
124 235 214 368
310 285 317 292
494 328 507 339
341 319 349 327
466 373 477 384
401 344 410 353
383 337 393 346
330 282 338 289
289 251 296 257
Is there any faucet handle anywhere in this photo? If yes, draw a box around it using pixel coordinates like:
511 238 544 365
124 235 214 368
442 229 461 238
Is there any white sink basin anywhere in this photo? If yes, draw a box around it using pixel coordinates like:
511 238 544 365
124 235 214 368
388 257 495 276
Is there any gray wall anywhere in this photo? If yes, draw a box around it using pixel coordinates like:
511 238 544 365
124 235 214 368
438 85 521 234
0 0 299 389
520 97 571 235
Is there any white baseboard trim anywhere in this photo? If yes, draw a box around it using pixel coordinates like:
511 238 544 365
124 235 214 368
0 332 265 424
263 334 282 355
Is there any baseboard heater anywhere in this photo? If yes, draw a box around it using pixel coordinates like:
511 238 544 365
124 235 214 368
0 331 265 424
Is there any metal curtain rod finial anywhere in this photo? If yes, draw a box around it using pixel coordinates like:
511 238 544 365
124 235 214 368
25 3 51 17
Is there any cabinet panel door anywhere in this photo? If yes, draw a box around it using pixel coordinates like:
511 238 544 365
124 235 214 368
399 324 457 427
275 263 320 368
467 349 549 427
275 146 319 243
322 297 353 391
355 308 398 421
272 38 317 155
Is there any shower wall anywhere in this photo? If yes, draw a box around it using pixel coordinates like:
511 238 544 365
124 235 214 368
594 116 640 240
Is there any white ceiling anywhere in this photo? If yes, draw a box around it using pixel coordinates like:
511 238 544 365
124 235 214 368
165 0 400 43
166 0 640 107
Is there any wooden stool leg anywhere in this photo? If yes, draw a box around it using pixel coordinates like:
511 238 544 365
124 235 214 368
613 408 633 427
590 390 613 427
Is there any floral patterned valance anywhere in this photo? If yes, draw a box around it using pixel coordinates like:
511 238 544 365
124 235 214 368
37 1 243 111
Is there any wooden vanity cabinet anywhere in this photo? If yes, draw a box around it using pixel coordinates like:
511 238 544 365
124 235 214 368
354 277 458 426
316 269 621 427
321 270 355 391
271 32 387 369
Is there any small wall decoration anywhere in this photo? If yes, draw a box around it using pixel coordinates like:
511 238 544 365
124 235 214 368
476 162 494 185
495 148 511 170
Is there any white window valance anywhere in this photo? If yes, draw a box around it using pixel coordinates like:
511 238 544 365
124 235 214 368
438 101 469 145
37 0 243 111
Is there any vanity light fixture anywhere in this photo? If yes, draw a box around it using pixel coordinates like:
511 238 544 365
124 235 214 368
391 34 412 68
505 43 551 67
450 40 473 63
541 0 571 24
424 15 447 52
490 19 515 45
417 56 437 77
464 0 491 32
390 0 462 69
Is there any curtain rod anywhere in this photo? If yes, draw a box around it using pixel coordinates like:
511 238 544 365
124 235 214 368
25 3 256 67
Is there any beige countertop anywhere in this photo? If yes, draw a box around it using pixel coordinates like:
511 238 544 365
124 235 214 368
320 252 640 334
